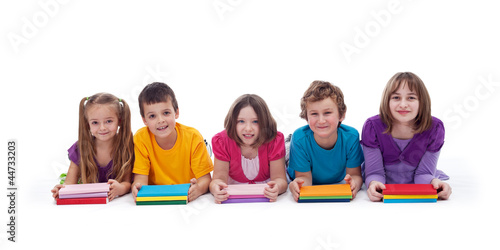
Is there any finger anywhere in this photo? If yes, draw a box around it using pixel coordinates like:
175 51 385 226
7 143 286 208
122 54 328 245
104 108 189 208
190 178 197 185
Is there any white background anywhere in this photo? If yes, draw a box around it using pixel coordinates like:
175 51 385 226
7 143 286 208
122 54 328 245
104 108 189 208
1 1 499 249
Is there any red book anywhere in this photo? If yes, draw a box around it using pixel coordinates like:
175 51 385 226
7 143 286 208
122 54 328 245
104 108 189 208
382 184 437 195
56 197 107 205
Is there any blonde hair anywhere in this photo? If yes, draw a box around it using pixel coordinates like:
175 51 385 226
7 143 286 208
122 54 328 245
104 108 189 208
78 93 134 183
379 72 432 134
224 94 277 148
300 80 347 124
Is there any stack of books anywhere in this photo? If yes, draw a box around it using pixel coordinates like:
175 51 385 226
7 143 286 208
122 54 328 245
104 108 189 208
136 183 190 205
222 184 270 204
57 183 109 205
298 184 352 203
382 184 438 203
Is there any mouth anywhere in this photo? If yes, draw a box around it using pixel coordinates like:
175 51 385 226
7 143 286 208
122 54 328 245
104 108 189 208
157 125 168 131
98 132 109 136
397 110 410 115
242 134 254 139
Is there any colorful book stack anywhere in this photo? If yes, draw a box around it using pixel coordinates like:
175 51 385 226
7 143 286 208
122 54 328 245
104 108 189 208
221 184 270 204
57 183 109 205
298 184 352 203
382 184 438 203
136 183 190 205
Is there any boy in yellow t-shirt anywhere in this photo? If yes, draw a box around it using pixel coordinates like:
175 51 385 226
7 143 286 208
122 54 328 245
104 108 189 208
131 82 213 202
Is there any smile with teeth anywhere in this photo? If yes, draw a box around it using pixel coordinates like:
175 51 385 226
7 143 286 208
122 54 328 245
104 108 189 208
157 125 168 131
243 134 254 139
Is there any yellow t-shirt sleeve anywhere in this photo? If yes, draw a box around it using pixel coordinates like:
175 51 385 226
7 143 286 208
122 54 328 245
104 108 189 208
189 130 214 179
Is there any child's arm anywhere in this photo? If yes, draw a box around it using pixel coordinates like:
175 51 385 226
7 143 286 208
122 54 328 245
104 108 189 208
209 158 230 204
288 171 312 202
107 171 132 201
188 173 211 202
131 174 148 201
345 166 363 198
51 161 79 199
265 157 288 202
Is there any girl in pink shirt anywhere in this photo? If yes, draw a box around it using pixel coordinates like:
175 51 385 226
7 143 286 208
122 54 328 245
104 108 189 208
209 94 288 203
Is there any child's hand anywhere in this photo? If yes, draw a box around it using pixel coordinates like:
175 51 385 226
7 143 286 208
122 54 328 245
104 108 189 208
431 179 452 200
107 179 125 201
188 178 203 202
132 182 142 201
210 180 228 204
344 174 360 198
264 181 280 202
367 181 385 202
289 179 304 202
51 184 64 199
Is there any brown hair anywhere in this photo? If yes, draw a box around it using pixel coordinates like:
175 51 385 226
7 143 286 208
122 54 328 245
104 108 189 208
78 93 134 183
138 82 178 117
379 72 432 134
300 80 347 124
224 94 277 148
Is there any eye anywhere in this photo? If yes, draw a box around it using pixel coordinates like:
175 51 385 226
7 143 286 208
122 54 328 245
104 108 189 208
149 114 155 119
237 120 244 123
106 120 114 124
391 96 400 100
164 111 170 115
252 120 258 124
91 121 98 125
409 96 418 100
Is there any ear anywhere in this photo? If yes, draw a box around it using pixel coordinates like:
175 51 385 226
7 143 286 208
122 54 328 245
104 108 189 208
175 108 179 119
142 116 147 126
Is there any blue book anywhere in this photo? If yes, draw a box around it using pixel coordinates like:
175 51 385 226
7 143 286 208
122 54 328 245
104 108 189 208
137 183 191 197
383 199 437 203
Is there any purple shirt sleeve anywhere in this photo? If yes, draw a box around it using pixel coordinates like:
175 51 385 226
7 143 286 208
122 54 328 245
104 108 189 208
414 150 441 184
362 145 386 186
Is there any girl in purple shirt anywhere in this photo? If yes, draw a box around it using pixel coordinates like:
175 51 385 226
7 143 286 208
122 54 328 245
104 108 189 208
361 72 452 201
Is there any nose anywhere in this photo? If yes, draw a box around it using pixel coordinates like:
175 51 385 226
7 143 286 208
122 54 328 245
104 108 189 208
400 99 408 108
99 122 106 130
319 114 326 123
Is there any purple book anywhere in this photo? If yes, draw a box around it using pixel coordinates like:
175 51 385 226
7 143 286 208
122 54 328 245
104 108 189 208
59 192 108 199
221 197 270 204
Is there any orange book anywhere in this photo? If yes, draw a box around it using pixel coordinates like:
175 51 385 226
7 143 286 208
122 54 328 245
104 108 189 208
300 184 352 197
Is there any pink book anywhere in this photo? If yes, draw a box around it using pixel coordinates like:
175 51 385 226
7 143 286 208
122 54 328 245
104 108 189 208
224 184 267 196
59 183 110 195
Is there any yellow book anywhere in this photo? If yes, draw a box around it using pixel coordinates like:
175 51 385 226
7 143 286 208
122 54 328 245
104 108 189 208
136 196 188 202
383 195 438 199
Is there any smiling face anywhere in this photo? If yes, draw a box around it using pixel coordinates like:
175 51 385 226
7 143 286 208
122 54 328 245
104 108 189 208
306 97 344 148
389 83 419 126
236 106 260 147
86 104 119 143
142 99 179 146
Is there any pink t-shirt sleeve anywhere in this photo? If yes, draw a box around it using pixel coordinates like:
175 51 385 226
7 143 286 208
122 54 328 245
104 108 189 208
267 132 285 161
212 131 231 162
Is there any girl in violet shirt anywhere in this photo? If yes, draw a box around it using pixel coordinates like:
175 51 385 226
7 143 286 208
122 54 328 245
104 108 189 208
361 72 452 201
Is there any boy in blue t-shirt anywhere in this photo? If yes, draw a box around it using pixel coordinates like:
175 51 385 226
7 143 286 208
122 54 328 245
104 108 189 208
287 81 364 201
